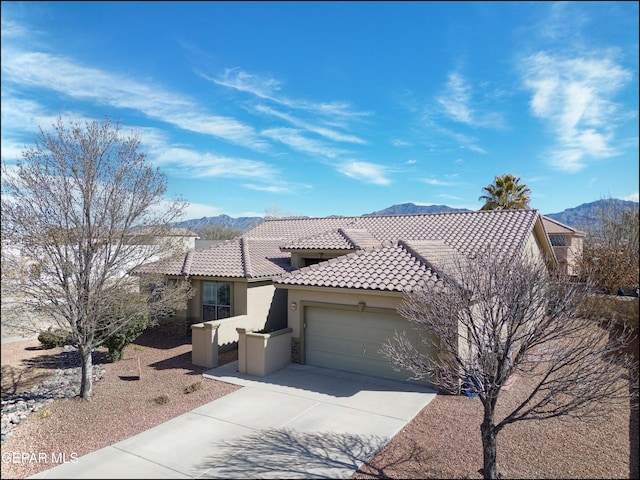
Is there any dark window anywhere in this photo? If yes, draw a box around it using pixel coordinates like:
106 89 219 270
202 282 232 321
549 235 566 247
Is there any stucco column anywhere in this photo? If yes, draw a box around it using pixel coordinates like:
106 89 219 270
191 322 220 369
236 327 252 374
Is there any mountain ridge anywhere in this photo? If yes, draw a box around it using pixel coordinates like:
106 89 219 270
174 199 639 232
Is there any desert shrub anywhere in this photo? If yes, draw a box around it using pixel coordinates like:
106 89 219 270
184 381 202 394
37 328 70 349
102 313 148 363
153 394 170 405
579 294 639 329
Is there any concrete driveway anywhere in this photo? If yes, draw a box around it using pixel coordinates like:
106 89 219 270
31 362 437 479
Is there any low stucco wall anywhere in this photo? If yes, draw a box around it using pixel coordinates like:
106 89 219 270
237 327 293 377
192 314 281 368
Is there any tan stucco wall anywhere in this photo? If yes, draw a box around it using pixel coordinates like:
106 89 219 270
247 283 276 317
238 327 293 376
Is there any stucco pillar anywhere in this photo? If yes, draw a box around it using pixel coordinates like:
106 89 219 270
236 327 252 374
191 322 220 369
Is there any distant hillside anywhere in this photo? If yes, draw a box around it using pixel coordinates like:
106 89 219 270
174 199 638 233
174 214 263 232
364 203 471 216
545 199 639 231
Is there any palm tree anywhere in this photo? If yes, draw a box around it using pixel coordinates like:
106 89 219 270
479 174 532 210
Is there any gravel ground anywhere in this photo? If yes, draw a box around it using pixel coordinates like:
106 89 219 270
1 326 240 479
1 326 637 480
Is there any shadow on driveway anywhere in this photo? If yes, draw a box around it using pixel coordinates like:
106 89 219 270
197 427 424 479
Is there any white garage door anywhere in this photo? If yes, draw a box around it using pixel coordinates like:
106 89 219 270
304 305 433 384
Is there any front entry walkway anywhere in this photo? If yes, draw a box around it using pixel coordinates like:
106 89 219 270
32 362 437 479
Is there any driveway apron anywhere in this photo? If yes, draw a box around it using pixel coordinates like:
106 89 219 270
30 362 437 479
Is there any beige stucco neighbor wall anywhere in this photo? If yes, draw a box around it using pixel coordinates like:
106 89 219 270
554 235 583 276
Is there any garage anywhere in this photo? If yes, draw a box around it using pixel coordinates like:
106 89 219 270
304 305 434 384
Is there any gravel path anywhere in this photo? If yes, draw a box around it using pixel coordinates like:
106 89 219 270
1 326 636 479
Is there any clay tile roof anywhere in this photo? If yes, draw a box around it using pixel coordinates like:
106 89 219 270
402 240 466 272
339 228 382 249
138 209 544 283
276 242 439 292
281 229 356 250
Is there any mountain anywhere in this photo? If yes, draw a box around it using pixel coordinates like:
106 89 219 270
174 214 263 232
545 199 639 231
175 199 638 233
364 203 471 216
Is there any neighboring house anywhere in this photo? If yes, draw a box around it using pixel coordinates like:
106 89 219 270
541 216 585 277
126 227 199 254
139 209 558 387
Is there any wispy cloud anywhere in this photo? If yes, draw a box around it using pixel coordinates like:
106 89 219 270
421 177 456 187
436 73 505 129
522 51 632 172
438 73 473 124
261 128 348 159
254 105 367 145
338 161 390 185
1 49 266 150
211 68 371 120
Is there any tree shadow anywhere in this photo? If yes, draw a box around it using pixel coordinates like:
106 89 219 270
132 324 192 350
194 428 427 479
18 348 106 371
1 365 52 398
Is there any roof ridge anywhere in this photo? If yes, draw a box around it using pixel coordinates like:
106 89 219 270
181 251 193 276
397 239 438 271
541 215 586 234
336 228 359 249
362 208 541 219
240 237 252 278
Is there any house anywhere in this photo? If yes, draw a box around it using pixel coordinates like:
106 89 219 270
541 216 585 277
139 209 557 386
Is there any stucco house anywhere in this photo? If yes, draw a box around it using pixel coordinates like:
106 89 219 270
138 209 561 387
540 216 585 277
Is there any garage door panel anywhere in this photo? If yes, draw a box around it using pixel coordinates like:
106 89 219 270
304 305 433 384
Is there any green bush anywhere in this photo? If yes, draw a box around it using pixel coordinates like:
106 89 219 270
37 328 70 349
103 313 148 363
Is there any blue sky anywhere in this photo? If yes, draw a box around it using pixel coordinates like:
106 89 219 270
1 2 638 220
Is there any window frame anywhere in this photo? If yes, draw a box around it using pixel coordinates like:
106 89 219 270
202 281 233 321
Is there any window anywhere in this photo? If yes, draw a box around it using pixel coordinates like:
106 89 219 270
549 235 567 247
202 282 232 321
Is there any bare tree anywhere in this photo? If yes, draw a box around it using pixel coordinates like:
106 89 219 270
381 250 637 479
576 198 639 295
264 202 301 219
1 116 191 400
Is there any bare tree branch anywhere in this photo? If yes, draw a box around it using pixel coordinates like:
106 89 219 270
1 116 191 400
381 248 638 479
